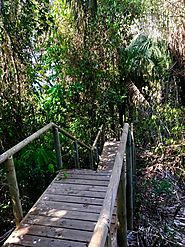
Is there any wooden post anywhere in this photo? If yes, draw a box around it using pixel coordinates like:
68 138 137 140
117 162 127 247
131 123 136 212
53 127 63 169
5 156 23 227
100 130 104 152
95 145 99 165
73 141 80 169
105 232 112 247
126 130 133 230
89 150 94 170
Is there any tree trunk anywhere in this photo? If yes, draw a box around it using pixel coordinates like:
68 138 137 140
126 79 151 117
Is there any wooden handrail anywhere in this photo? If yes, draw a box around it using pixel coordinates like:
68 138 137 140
88 123 129 247
53 123 91 150
0 123 53 164
0 122 91 165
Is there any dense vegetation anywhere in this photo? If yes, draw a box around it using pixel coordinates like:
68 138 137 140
0 0 184 244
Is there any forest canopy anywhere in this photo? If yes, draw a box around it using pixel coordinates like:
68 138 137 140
0 0 184 240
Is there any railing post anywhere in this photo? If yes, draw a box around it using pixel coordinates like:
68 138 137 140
117 160 127 247
95 144 99 165
100 128 105 150
53 127 63 169
5 156 23 227
105 232 112 247
73 141 80 169
90 149 94 170
126 129 133 230
131 123 136 211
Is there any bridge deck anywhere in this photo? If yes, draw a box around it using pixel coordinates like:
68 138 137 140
3 141 120 247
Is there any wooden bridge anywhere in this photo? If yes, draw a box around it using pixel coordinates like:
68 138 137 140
0 123 136 247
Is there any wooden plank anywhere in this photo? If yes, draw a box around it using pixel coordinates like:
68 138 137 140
8 225 92 243
24 214 96 231
50 183 107 192
29 207 100 221
4 234 87 247
54 178 109 187
62 169 111 175
35 200 102 214
57 173 111 181
46 187 106 198
43 193 104 205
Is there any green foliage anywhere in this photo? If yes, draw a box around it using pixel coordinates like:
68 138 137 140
135 104 185 145
151 178 173 196
15 142 56 183
0 0 185 236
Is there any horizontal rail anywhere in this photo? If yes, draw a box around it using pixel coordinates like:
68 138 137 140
88 123 129 247
0 123 53 164
0 122 91 165
53 123 91 151
91 124 103 150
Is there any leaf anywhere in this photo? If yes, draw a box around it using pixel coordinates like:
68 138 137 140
48 164 55 173
63 171 68 179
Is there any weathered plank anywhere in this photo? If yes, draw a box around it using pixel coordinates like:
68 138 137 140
9 225 92 243
51 183 107 192
4 234 87 247
57 173 111 181
43 193 104 205
60 169 111 176
24 214 96 231
46 188 106 198
54 178 109 186
29 206 100 221
34 200 102 214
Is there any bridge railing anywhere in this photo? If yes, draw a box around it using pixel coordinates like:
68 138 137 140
90 124 104 169
0 122 104 227
88 123 136 247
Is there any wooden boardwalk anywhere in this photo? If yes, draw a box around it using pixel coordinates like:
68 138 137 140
3 141 120 247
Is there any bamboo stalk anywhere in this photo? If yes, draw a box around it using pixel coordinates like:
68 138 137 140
5 156 23 227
